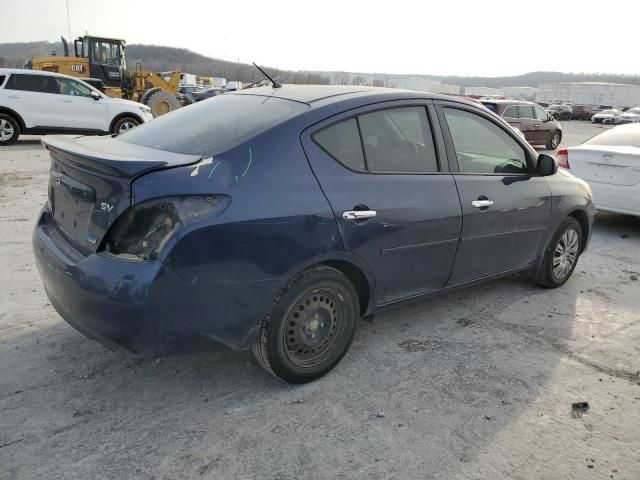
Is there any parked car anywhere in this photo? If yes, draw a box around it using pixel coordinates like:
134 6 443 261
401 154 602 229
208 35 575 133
191 87 226 102
33 86 595 383
557 123 640 217
547 104 572 120
481 99 563 149
176 85 204 105
570 105 596 121
0 68 152 145
615 106 640 124
591 109 622 124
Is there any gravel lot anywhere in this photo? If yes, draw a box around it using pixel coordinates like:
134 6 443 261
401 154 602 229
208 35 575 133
1 121 639 480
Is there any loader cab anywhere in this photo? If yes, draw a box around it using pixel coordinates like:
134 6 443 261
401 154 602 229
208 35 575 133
74 36 126 88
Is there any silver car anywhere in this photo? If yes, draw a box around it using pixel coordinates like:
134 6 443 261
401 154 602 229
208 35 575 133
615 107 640 124
591 109 621 124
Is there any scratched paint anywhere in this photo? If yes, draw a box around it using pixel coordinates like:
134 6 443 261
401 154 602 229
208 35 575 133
235 147 253 182
190 156 214 177
208 161 222 179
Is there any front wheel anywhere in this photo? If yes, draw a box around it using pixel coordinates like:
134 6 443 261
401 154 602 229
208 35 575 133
0 114 20 145
546 130 561 150
252 266 359 383
533 217 583 288
111 116 140 135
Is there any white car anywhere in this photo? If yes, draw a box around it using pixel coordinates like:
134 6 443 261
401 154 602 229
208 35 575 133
556 123 640 217
591 108 621 124
0 68 153 145
615 107 640 124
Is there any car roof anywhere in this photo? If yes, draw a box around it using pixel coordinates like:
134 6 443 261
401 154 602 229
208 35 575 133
479 99 534 106
0 67 84 82
229 84 467 108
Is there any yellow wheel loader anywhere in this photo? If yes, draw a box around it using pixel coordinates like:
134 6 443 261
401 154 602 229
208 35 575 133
29 36 179 117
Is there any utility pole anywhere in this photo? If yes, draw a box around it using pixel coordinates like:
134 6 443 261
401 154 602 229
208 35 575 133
66 0 72 41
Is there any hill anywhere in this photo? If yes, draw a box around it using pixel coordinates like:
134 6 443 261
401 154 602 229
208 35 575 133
3 41 640 88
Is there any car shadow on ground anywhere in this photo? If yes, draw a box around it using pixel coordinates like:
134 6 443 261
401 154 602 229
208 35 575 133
1 267 584 478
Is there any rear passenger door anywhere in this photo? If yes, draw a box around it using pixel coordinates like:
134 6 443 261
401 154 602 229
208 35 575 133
302 102 462 305
3 73 60 128
501 105 521 131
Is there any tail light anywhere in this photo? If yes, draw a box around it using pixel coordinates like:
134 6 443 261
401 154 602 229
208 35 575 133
556 149 570 169
100 195 229 260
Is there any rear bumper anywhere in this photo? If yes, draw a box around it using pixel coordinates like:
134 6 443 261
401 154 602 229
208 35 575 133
33 207 281 356
590 182 640 218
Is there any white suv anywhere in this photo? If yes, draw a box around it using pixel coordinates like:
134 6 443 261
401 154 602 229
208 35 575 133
0 68 153 145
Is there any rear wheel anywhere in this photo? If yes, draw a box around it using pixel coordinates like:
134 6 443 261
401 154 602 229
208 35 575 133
145 90 179 117
533 217 583 288
546 130 561 150
252 266 359 383
111 116 140 135
0 114 20 145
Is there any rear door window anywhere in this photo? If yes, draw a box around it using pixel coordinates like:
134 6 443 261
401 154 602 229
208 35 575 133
358 107 438 172
5 74 58 94
313 106 439 173
502 106 519 118
518 106 535 119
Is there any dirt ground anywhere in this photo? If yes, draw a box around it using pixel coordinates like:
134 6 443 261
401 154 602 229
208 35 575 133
1 122 639 480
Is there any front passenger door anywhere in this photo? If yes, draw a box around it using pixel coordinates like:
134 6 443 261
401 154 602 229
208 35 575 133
55 78 108 132
437 104 551 285
517 105 538 144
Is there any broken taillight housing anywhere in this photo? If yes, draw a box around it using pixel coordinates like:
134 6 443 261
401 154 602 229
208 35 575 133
101 195 229 260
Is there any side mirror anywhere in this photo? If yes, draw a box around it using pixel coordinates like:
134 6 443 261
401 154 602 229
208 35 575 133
537 153 558 176
90 91 101 101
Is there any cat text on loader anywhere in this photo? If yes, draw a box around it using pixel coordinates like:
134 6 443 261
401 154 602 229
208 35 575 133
30 36 180 117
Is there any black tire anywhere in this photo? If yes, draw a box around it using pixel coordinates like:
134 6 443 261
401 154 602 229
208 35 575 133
145 90 179 117
252 265 359 383
111 116 140 135
533 217 583 288
0 113 20 145
546 130 562 150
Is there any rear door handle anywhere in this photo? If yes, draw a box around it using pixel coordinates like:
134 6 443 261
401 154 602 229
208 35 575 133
471 200 494 208
61 99 74 103
343 210 377 220
7 94 19 99
533 124 540 127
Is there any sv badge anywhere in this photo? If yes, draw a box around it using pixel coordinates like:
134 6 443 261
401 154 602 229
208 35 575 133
100 202 115 213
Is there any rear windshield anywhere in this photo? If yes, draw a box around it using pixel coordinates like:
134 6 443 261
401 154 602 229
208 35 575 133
119 94 309 155
481 102 498 113
584 126 640 148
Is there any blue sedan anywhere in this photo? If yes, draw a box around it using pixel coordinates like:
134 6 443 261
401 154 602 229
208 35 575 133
33 85 595 383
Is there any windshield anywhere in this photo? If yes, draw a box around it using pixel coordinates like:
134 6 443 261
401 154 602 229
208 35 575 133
599 110 618 115
626 108 640 114
584 125 640 148
548 105 562 110
119 94 309 155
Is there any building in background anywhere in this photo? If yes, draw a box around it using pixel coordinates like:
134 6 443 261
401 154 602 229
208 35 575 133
465 86 501 97
501 86 538 100
536 82 640 107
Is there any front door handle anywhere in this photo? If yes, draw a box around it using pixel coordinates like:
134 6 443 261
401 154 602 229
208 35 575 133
471 200 494 208
7 94 19 99
343 210 377 220
533 123 540 127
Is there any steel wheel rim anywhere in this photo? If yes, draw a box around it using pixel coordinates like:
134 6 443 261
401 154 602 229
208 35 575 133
0 119 14 141
118 120 136 133
551 133 560 148
284 288 345 368
553 228 579 280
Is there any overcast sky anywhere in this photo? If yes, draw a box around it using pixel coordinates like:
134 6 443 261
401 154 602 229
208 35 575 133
2 0 638 77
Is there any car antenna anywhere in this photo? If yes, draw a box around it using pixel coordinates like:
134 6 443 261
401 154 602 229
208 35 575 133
252 62 282 88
